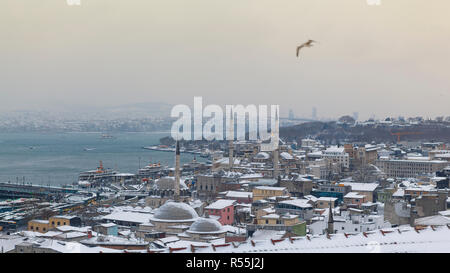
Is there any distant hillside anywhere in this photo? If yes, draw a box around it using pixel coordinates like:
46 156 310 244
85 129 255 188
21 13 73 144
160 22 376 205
280 121 450 144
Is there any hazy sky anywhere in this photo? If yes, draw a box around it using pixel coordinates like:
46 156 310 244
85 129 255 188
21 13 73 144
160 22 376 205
1 0 449 120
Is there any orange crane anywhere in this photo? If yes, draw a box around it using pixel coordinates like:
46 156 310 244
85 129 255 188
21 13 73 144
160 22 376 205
390 131 423 142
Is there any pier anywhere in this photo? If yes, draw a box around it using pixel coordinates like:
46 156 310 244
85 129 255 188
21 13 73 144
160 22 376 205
0 182 79 199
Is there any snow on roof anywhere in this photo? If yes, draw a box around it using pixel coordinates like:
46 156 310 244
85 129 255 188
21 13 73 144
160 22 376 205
161 226 450 253
317 197 338 202
392 189 405 197
240 173 264 179
81 235 146 246
439 210 450 217
254 186 286 191
342 182 378 192
261 213 280 219
102 211 153 224
205 199 236 210
344 192 365 199
56 225 92 233
279 199 312 208
324 146 345 153
52 215 78 220
56 231 87 239
303 195 318 202
38 231 64 238
30 219 49 224
100 223 117 228
255 152 270 159
280 152 294 160
414 215 450 226
215 158 241 165
224 191 253 199
0 236 120 253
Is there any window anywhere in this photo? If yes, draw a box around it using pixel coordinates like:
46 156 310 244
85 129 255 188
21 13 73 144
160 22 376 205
36 227 39 231
30 226 34 230
52 221 55 225
57 222 60 226
265 220 269 224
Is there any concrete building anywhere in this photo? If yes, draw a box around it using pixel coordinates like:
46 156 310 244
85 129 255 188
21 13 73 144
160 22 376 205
252 186 290 201
376 158 448 178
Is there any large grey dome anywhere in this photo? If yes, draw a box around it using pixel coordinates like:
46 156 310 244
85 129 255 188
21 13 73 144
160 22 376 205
152 201 198 221
188 217 223 234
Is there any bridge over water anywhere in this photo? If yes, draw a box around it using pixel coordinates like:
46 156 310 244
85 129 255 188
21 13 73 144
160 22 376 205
0 182 78 199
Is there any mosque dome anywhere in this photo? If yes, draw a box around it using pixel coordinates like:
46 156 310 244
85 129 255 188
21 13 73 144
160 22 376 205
152 201 199 222
187 217 224 234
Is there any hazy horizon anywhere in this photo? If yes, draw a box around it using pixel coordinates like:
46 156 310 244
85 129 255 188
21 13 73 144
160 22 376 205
1 0 450 120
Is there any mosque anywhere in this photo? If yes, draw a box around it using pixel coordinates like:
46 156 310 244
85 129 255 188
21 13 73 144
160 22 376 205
144 141 227 242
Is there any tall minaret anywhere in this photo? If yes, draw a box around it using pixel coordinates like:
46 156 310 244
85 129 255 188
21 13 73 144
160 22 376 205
327 202 334 235
273 108 279 178
174 141 181 200
228 110 234 171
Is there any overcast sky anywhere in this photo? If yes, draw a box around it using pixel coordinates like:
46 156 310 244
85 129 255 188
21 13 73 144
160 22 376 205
1 0 449 120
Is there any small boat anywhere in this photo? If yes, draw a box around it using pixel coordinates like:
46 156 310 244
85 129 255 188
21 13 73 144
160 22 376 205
101 134 115 139
84 148 96 151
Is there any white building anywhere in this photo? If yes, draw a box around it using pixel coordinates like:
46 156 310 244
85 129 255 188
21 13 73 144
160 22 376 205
322 146 350 168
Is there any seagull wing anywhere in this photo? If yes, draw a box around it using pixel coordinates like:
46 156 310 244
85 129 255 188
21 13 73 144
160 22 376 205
296 44 305 57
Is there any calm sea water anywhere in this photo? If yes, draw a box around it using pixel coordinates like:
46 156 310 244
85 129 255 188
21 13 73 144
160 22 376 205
0 132 201 186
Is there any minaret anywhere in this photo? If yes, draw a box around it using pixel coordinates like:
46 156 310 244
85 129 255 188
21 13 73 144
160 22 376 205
228 110 234 171
174 141 181 200
273 108 279 178
327 202 334 235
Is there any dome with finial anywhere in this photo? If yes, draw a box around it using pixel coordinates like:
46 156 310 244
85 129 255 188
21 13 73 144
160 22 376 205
187 216 224 234
151 200 199 222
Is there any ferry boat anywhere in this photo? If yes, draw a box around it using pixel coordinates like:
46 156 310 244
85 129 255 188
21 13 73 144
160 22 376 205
78 161 117 183
137 162 168 179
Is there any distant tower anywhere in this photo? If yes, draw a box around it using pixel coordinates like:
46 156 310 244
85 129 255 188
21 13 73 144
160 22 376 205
327 202 334 235
273 109 280 178
288 109 295 120
312 107 317 120
174 141 181 200
228 110 234 171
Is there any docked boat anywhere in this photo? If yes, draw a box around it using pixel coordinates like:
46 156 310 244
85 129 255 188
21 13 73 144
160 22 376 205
78 161 117 183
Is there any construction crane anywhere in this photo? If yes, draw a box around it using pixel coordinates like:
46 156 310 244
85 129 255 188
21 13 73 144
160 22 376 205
390 131 423 142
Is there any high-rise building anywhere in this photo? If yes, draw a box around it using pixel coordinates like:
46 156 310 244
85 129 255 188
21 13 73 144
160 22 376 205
289 109 295 120
312 107 317 120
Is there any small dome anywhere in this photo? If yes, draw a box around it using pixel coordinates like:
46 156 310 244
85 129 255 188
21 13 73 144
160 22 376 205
255 152 270 159
152 201 198 221
188 217 223 234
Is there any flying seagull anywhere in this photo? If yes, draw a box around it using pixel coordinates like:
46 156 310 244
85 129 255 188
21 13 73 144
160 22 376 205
296 40 317 58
